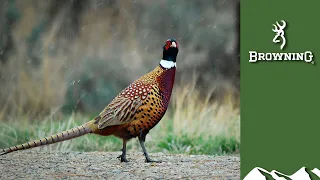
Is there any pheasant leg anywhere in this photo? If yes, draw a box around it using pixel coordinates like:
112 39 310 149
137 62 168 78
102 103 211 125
117 139 129 162
138 135 162 163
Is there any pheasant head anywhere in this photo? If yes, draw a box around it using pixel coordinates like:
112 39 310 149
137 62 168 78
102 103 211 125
162 39 179 62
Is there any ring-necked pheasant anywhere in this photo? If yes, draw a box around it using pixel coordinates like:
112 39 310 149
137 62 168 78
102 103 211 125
0 38 179 163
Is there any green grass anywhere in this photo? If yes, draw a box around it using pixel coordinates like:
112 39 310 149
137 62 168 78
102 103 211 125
0 114 239 155
0 84 240 155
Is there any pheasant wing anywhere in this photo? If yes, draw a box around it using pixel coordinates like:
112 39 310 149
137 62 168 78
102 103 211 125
97 83 153 129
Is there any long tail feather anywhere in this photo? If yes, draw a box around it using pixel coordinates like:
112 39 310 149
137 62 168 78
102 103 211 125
0 122 93 155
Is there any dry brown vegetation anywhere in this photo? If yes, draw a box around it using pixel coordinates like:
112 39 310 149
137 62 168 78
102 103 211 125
0 0 239 119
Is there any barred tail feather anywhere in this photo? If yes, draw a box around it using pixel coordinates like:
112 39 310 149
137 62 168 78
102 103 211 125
0 122 92 156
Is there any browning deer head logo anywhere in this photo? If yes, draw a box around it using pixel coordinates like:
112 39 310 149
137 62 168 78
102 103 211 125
272 20 287 50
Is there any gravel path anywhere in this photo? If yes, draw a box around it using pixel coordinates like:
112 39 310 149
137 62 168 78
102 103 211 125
0 151 239 180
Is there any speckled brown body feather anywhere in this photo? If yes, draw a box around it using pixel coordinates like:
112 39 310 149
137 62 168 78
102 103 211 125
91 65 175 139
1 38 179 163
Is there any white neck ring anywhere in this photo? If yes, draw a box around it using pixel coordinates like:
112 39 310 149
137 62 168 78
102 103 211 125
160 59 176 69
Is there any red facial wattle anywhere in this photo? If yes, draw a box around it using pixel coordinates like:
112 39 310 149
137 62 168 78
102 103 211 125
164 40 178 50
164 41 171 50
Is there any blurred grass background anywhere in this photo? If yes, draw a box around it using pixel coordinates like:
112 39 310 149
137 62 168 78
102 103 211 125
0 0 240 155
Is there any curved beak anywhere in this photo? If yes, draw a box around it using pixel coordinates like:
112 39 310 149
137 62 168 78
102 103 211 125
171 42 177 48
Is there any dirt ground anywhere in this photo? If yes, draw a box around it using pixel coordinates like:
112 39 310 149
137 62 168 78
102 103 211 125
0 151 240 180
